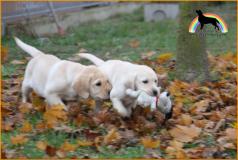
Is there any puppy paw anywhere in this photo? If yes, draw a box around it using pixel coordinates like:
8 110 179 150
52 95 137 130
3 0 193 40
117 107 130 117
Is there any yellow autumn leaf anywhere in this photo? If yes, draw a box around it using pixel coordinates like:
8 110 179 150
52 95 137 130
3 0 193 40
36 141 47 150
31 92 46 111
141 137 160 149
11 134 28 145
180 114 192 126
156 53 173 63
103 128 120 144
60 141 77 152
77 140 94 146
43 105 67 128
19 103 32 114
20 121 32 133
230 122 237 128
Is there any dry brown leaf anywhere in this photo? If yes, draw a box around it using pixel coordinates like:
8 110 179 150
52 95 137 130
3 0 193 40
169 140 184 149
141 51 156 59
129 40 140 48
20 121 32 133
169 125 201 142
103 128 120 144
223 143 236 149
156 53 173 64
225 128 236 140
19 103 33 114
56 150 66 158
46 145 57 157
1 46 8 63
141 137 160 149
31 93 46 111
2 122 14 131
11 134 28 145
36 141 47 150
60 141 77 152
35 122 46 130
11 60 26 65
77 140 94 146
179 114 192 125
190 99 210 114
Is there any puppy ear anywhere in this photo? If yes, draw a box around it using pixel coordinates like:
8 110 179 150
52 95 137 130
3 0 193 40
125 73 137 89
72 73 91 99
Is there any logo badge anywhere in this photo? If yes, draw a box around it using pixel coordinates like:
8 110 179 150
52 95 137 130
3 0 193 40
189 10 228 33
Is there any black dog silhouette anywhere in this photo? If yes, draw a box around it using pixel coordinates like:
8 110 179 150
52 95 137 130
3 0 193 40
196 10 220 31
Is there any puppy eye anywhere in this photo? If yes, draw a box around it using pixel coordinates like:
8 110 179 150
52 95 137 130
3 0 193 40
142 80 148 84
154 80 157 83
96 81 101 86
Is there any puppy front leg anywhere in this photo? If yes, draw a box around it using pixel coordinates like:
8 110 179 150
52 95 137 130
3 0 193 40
111 98 130 117
45 93 67 111
94 100 102 113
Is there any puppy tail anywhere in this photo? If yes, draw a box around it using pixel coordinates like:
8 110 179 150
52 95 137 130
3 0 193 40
77 53 105 66
14 37 44 57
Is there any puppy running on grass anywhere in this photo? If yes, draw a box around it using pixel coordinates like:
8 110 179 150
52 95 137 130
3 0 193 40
14 37 112 110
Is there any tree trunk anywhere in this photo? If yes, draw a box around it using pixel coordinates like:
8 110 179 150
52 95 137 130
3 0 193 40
176 3 210 82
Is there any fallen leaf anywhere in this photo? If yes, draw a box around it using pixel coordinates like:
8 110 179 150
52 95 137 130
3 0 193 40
157 53 173 63
225 128 236 140
129 40 140 48
31 93 46 111
2 122 14 131
19 103 32 114
77 140 94 146
141 137 160 149
36 141 47 150
179 114 193 125
103 128 120 144
35 122 46 131
60 141 77 152
46 145 57 157
190 99 210 114
169 125 201 142
43 105 67 128
141 51 156 59
1 46 8 63
11 60 26 65
169 140 184 149
11 134 28 145
20 121 32 133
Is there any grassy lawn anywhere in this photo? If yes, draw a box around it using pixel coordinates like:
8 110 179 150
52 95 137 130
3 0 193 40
1 3 237 159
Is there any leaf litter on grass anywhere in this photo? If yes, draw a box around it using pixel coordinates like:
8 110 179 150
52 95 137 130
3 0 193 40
1 52 237 159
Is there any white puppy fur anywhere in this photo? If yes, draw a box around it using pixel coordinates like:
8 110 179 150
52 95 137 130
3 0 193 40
78 53 160 117
14 38 111 110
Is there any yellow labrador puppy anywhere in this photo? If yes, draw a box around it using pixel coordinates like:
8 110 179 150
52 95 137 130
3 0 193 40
78 53 161 117
14 37 111 110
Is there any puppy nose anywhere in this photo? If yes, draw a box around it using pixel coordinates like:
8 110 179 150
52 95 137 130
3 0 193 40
153 90 158 96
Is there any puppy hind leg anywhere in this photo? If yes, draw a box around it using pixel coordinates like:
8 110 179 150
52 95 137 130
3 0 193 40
22 83 32 103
